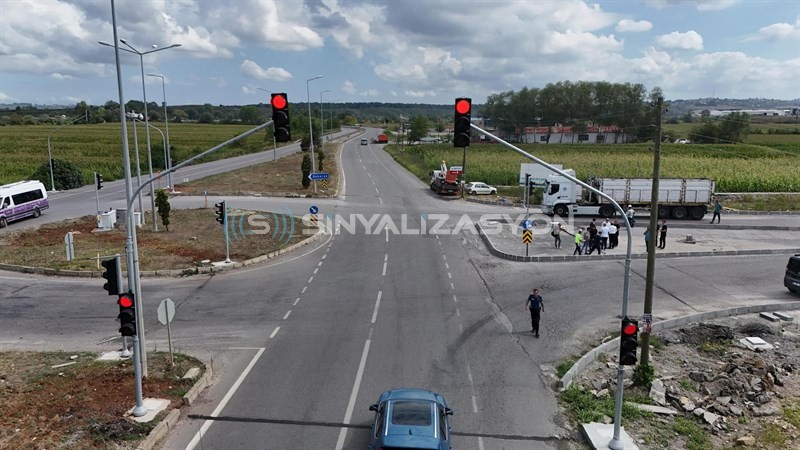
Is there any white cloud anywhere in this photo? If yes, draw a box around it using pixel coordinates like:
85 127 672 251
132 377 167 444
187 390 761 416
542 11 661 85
359 89 379 97
210 76 227 88
757 21 800 41
0 92 13 102
656 30 704 50
51 73 74 80
645 0 738 11
616 19 653 33
390 91 398 97
405 90 436 98
342 80 358 94
240 60 292 81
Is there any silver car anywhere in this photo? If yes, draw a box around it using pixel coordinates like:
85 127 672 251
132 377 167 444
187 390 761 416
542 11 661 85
465 182 497 195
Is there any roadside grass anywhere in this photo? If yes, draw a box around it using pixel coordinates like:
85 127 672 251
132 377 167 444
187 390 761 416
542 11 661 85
725 194 800 211
558 384 653 423
672 416 712 450
0 123 278 186
0 351 203 449
0 208 314 271
556 355 580 378
176 143 340 197
784 399 800 429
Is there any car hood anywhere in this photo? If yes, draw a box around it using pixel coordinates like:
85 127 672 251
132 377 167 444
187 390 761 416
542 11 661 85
382 434 442 449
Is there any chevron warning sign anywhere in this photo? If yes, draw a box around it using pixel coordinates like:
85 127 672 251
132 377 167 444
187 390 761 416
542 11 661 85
321 180 328 189
522 229 533 244
310 214 318 225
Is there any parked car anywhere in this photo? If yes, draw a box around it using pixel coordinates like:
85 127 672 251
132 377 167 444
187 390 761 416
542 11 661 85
368 388 453 450
785 254 800 294
465 182 497 195
361 138 368 145
675 138 691 144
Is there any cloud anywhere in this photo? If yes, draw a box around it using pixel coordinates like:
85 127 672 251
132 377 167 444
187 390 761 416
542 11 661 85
0 92 13 102
51 73 74 80
645 0 738 11
404 90 436 98
342 80 357 94
656 30 704 50
616 19 653 33
756 20 800 41
210 76 227 88
359 89 379 97
240 60 292 81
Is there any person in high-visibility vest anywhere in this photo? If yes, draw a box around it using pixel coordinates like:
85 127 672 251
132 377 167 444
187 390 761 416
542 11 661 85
574 228 584 255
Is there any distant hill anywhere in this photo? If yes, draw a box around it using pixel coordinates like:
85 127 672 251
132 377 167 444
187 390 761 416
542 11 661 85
665 98 800 117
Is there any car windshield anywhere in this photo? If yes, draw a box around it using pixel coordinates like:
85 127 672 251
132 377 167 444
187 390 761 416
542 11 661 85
391 401 432 426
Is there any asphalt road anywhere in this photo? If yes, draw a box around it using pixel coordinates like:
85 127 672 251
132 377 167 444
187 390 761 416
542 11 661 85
1 127 798 450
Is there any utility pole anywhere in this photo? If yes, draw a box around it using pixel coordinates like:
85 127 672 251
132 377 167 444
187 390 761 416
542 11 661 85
640 95 663 367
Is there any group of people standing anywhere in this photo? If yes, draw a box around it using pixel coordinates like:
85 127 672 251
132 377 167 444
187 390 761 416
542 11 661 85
564 218 621 255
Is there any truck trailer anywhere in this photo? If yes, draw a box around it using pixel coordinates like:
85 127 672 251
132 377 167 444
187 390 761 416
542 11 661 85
541 174 715 220
430 161 462 195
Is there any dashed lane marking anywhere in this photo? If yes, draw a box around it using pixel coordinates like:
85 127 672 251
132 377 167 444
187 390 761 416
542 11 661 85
371 291 382 324
270 327 280 339
283 311 292 320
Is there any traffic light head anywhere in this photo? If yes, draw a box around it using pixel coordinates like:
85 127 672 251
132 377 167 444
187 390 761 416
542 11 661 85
101 256 121 296
619 317 639 366
453 97 472 148
271 93 291 143
118 292 137 336
96 173 104 190
214 201 226 225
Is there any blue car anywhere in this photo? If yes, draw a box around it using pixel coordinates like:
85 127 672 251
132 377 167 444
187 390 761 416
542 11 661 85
368 388 453 450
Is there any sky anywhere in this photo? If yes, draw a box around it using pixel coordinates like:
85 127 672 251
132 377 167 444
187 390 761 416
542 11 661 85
1 0 799 107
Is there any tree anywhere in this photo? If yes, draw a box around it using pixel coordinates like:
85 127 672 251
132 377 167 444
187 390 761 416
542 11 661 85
317 149 325 171
408 115 430 142
31 159 83 191
301 153 312 188
239 106 261 125
155 189 171 231
198 112 214 124
690 112 750 144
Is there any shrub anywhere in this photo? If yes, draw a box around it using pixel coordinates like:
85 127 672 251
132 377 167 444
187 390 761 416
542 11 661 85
31 158 83 191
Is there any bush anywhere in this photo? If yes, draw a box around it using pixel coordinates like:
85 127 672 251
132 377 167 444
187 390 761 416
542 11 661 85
155 190 171 231
31 159 83 191
301 153 312 188
633 363 655 388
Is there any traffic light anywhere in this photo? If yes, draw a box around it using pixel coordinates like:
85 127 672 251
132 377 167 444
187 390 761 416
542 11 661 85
214 201 226 225
101 256 121 296
619 317 639 366
271 93 291 142
118 292 137 336
96 172 104 190
453 97 472 148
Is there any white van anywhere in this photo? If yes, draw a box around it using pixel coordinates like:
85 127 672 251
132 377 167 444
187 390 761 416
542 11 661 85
0 180 50 228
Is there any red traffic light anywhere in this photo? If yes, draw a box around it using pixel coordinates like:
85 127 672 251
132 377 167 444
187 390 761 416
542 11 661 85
271 94 287 109
622 323 638 335
119 295 134 308
455 99 471 115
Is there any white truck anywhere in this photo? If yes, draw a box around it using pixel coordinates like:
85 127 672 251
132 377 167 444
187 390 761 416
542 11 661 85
541 174 715 220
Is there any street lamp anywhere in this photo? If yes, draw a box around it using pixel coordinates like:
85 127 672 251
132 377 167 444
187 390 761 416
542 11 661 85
147 73 173 192
127 111 145 216
46 111 87 191
256 87 277 162
132 116 167 189
99 39 181 232
306 75 322 193
320 89 330 175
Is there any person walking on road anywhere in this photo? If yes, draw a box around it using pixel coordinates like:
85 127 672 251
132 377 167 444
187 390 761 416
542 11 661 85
551 222 562 248
581 228 590 254
711 200 722 224
573 228 584 255
658 220 668 249
525 288 544 337
626 205 636 227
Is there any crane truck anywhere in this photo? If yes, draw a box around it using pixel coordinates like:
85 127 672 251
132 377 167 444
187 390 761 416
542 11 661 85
541 173 715 220
430 160 462 195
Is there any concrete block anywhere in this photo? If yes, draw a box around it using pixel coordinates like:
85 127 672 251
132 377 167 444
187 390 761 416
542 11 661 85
759 312 780 322
773 311 794 321
581 423 639 450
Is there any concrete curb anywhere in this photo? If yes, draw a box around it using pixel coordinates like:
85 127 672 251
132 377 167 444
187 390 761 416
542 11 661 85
182 364 214 406
557 302 800 391
136 408 181 450
474 222 800 263
0 226 325 278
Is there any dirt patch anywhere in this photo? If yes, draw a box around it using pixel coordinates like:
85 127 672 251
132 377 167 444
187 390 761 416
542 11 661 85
0 351 203 449
562 315 800 449
175 144 341 197
0 208 316 271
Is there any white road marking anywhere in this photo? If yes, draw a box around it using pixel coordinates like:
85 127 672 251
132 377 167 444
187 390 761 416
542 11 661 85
293 298 300 306
384 253 388 262
435 235 439 240
456 308 461 317
478 437 485 450
335 339 372 450
270 327 280 339
379 197 383 204
382 261 387 276
374 187 379 194
448 272 452 279
283 310 292 320
453 295 458 303
313 267 319 274
308 276 314 283
371 291 382 324
186 347 266 450
445 262 449 270
322 254 327 260
318 261 323 266
385 227 389 242
458 322 463 332
442 255 447 261
301 286 307 294
450 282 455 290
472 395 478 413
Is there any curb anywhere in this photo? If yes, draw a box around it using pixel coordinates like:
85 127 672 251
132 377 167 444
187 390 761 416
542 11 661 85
474 222 800 263
557 302 800 391
136 408 181 450
0 226 325 278
182 364 214 406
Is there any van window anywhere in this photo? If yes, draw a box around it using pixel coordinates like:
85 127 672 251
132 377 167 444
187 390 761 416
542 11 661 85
1 197 9 208
12 189 44 205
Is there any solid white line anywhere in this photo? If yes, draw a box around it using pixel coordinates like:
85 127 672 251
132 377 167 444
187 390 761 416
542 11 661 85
371 291 382 324
313 267 319 274
445 262 449 270
301 286 307 294
478 437 485 450
294 298 300 306
308 276 314 283
382 261 387 276
472 395 478 413
335 339 372 450
283 310 292 320
186 347 266 450
270 327 280 339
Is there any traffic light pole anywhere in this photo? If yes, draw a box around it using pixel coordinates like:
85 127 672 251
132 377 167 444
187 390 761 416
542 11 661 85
469 123 634 449
122 120 274 376
94 172 101 214
224 207 231 263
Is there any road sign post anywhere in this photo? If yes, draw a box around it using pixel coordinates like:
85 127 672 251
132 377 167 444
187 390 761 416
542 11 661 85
157 298 176 366
522 228 533 256
308 172 329 180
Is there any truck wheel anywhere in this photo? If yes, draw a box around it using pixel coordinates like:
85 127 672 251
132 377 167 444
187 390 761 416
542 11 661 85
689 206 706 220
599 205 614 218
657 205 670 219
671 206 688 220
554 205 568 217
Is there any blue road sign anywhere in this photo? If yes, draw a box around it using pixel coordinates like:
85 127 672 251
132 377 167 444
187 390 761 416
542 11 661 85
308 172 329 180
309 205 319 214
521 220 533 230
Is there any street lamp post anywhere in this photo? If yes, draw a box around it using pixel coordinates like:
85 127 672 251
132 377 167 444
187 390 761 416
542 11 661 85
320 89 330 173
306 75 322 193
46 111 87 191
147 73 173 191
128 112 145 217
133 117 166 189
256 88 277 162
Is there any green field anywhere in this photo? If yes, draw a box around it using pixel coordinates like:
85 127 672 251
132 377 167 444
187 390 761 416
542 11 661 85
386 142 800 193
0 122 275 185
